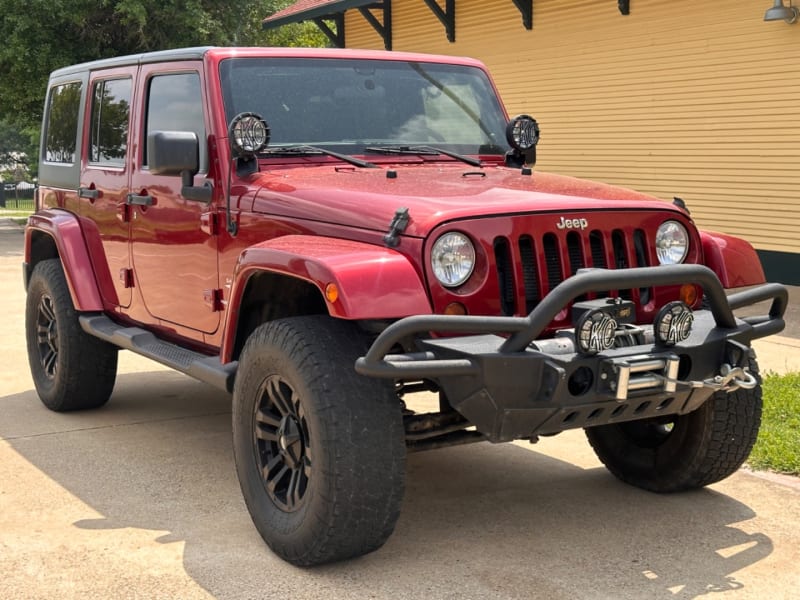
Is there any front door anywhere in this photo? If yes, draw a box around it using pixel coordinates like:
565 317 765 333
128 64 220 334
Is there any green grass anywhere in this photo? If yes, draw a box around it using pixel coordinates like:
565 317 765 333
749 372 800 475
0 208 32 226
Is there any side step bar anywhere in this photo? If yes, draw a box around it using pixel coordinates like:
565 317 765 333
79 314 237 393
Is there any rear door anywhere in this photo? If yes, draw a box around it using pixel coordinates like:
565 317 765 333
128 63 220 334
78 68 137 308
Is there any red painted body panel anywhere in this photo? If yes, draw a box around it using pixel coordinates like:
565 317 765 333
700 230 766 288
221 235 431 362
247 164 669 239
25 210 104 311
78 64 138 309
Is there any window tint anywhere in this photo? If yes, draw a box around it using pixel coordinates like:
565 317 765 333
44 82 82 163
145 72 206 169
90 78 132 166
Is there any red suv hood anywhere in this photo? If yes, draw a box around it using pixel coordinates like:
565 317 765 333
246 163 683 237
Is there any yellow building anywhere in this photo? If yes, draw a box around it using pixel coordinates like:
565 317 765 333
265 0 800 284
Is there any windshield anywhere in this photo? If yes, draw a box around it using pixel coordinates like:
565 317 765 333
219 57 508 156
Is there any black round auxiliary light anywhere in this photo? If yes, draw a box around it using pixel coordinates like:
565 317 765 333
654 301 694 345
575 309 618 355
506 114 540 151
229 112 270 156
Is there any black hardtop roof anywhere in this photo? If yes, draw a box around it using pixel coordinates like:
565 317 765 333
49 46 213 79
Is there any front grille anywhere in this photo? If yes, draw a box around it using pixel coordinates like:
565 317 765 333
494 228 653 316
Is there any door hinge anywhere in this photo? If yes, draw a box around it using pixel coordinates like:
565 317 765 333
117 202 131 223
119 268 134 288
203 288 224 312
200 212 219 236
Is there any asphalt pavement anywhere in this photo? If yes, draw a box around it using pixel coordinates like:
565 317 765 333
1 219 798 599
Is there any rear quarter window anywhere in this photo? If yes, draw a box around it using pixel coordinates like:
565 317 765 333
44 81 82 164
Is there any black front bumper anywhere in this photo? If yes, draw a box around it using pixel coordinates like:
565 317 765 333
356 265 788 442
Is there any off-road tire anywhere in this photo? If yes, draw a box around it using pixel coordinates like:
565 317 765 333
25 259 118 411
585 358 762 492
232 315 405 566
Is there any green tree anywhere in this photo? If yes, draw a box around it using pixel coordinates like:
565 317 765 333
0 1 327 140
0 118 38 180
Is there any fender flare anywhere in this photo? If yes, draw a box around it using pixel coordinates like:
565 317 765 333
700 230 765 288
24 209 104 311
222 235 431 362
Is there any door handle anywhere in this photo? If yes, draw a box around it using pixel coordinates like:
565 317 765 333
126 193 154 206
79 187 100 199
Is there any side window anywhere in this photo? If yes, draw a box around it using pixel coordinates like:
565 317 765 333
89 78 132 166
145 72 207 170
44 82 82 163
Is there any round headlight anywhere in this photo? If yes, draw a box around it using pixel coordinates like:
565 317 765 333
655 221 689 265
431 232 476 288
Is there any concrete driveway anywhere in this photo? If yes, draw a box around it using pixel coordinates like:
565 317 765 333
1 220 798 599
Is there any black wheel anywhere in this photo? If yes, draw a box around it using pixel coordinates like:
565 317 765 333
25 259 118 411
232 315 405 566
586 359 762 492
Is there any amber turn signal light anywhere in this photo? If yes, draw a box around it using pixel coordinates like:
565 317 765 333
325 283 339 303
679 284 699 307
444 302 467 316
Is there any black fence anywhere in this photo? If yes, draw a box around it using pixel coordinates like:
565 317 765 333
0 182 35 210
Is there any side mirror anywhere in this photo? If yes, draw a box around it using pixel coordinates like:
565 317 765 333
148 131 199 176
147 131 211 203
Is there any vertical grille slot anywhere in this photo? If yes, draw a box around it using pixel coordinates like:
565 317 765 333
566 232 585 275
543 233 562 293
589 230 607 268
567 231 587 301
494 237 515 316
633 229 651 304
519 235 540 313
612 229 632 299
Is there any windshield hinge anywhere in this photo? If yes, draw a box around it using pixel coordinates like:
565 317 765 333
384 207 410 248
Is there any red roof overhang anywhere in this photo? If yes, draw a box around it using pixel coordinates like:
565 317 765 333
263 0 377 29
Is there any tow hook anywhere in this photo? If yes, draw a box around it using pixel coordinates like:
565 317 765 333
697 363 758 393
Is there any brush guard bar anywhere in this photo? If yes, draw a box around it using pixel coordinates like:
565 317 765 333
355 265 787 442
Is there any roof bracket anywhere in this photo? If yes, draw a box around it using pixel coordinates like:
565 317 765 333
313 14 345 47
512 0 533 29
618 0 630 15
422 0 455 42
358 1 393 50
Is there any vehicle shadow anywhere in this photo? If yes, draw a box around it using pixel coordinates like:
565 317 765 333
0 371 773 600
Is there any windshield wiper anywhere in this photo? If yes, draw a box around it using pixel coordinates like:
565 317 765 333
365 145 482 168
260 145 377 169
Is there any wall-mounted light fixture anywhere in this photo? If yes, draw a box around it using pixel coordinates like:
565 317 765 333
764 0 799 23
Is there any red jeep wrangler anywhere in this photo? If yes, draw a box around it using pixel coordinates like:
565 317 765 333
25 47 787 566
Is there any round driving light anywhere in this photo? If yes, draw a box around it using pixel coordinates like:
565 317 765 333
576 310 618 355
505 114 540 151
229 112 270 156
654 301 694 345
431 232 476 288
655 220 689 265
